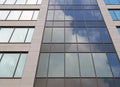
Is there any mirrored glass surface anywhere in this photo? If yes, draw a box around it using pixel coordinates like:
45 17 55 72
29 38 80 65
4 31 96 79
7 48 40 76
15 0 26 4
10 28 28 42
81 79 97 87
0 28 14 42
115 79 120 87
20 11 34 20
41 44 51 52
65 79 81 87
7 11 21 20
79 53 95 77
54 10 64 20
48 53 64 77
0 54 20 77
32 11 39 20
0 11 9 20
65 44 77 52
27 0 37 4
51 44 64 52
90 44 104 52
14 54 27 77
78 44 90 52
5 0 16 4
65 53 80 77
25 28 34 42
0 0 5 4
35 79 46 87
52 28 64 42
93 53 113 77
37 53 49 77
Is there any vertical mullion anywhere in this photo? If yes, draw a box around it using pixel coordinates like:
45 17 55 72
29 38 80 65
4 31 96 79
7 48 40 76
8 28 15 43
12 53 21 78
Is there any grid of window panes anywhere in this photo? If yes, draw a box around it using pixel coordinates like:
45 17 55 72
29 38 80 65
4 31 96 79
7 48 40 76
109 10 120 21
0 10 39 20
0 0 42 4
0 28 34 43
34 0 120 87
104 0 120 4
0 53 27 78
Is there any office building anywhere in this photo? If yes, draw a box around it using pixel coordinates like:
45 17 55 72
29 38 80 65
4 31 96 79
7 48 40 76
0 0 120 87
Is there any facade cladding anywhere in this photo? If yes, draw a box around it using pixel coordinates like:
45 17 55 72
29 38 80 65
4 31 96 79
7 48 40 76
0 0 120 87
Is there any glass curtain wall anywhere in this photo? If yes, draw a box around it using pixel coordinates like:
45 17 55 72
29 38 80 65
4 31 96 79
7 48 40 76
34 0 120 87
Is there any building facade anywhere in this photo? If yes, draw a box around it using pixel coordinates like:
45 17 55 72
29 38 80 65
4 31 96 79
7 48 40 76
0 0 120 87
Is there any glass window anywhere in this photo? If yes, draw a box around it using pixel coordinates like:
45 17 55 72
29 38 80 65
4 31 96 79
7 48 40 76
82 10 95 20
65 44 77 52
65 28 77 42
47 79 64 87
0 11 9 20
37 0 42 4
0 0 5 4
65 79 81 87
48 53 64 77
32 11 39 20
26 0 37 4
7 11 22 20
78 44 90 52
65 10 74 20
25 28 34 42
93 53 113 77
20 11 34 20
107 53 120 77
115 79 120 87
43 28 52 43
90 44 104 52
109 10 117 20
51 44 64 52
104 44 115 52
35 79 46 87
81 79 97 87
37 53 49 77
41 44 51 52
5 0 16 4
0 54 20 77
98 79 115 87
65 53 80 77
79 53 95 77
47 10 54 20
0 28 14 42
15 0 26 4
52 28 64 42
94 10 103 20
10 28 28 42
54 10 64 20
14 54 27 77
117 28 120 34
77 28 89 43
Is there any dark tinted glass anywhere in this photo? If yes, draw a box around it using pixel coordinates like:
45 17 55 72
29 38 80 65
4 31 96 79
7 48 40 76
65 79 81 87
35 79 47 87
81 79 97 87
51 44 64 52
78 44 90 52
65 44 78 52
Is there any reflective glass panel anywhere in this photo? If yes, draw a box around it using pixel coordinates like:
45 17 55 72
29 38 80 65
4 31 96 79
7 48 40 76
32 11 39 20
7 11 21 20
5 0 16 4
0 28 14 42
16 0 26 4
93 53 113 77
54 10 64 20
14 54 27 77
65 53 80 77
78 44 90 52
0 11 9 20
81 79 97 87
65 44 77 52
25 28 34 42
27 0 37 4
0 54 20 77
37 53 49 77
10 28 28 42
20 11 34 20
35 79 46 87
47 10 54 20
65 79 81 87
48 53 64 77
0 0 5 4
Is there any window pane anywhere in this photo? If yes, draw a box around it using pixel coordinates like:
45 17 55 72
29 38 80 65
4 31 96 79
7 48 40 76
25 28 34 42
81 79 97 87
79 53 95 77
20 11 34 20
115 79 120 87
115 10 120 20
107 53 120 77
98 79 115 87
7 11 21 20
0 54 20 77
78 44 90 52
41 44 51 52
47 79 64 87
37 53 49 77
65 28 77 42
48 53 64 77
43 28 52 43
52 28 64 42
0 11 9 20
0 28 14 42
65 44 77 52
37 0 42 4
65 79 81 87
5 0 16 4
93 53 113 77
65 53 80 77
14 54 27 77
90 44 104 52
51 44 64 52
35 79 46 87
109 11 117 20
32 11 39 20
26 0 37 4
77 28 89 43
16 0 26 4
104 44 115 52
0 0 5 4
54 10 64 20
10 28 28 42
94 10 103 20
47 10 54 20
